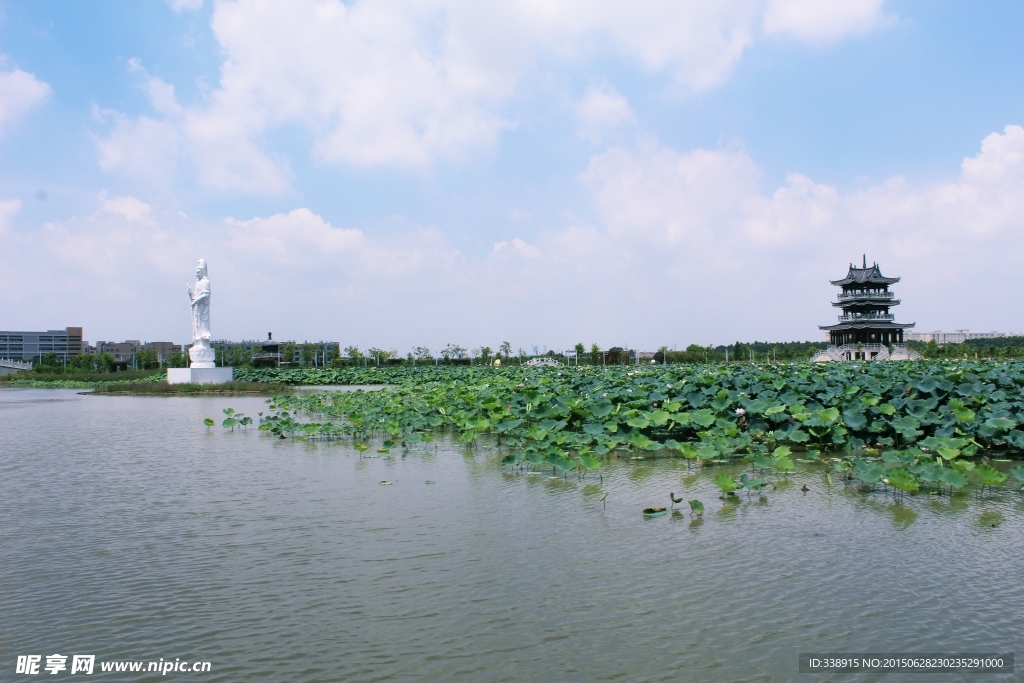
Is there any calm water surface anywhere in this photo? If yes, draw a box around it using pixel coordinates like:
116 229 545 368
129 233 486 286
2 388 1022 682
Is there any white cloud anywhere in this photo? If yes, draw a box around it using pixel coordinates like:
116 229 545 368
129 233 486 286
764 0 889 44
576 84 634 143
576 125 1024 338
101 193 157 227
94 0 889 191
168 0 203 11
0 65 51 134
0 199 21 236
31 126 1024 348
493 238 541 258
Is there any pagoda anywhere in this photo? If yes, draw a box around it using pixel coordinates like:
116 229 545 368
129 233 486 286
815 256 917 361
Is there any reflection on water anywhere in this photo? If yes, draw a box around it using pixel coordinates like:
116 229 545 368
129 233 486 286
2 388 1023 683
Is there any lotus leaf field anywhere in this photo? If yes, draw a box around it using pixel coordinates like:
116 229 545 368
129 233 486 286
223 361 1024 497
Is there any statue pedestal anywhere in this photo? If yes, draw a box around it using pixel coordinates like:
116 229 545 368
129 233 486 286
167 367 234 385
188 339 216 368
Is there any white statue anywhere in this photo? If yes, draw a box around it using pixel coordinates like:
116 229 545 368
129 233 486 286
187 259 216 368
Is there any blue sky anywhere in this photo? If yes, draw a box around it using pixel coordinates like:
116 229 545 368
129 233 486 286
2 0 1023 352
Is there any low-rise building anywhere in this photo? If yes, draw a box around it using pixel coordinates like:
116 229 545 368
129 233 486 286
142 342 183 362
94 340 141 362
907 329 1022 345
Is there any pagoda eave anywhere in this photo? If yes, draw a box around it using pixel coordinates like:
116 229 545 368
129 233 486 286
830 276 900 286
832 299 900 307
819 321 916 332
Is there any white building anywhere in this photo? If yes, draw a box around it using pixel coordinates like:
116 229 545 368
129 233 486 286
906 329 1022 345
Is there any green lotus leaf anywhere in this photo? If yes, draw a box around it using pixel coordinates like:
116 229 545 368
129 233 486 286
887 468 919 493
773 455 795 473
649 409 671 426
974 463 1007 487
842 410 867 431
691 410 716 428
739 473 766 491
953 406 975 422
939 468 969 490
625 415 650 429
714 474 739 493
786 429 810 443
818 407 840 423
984 417 1016 431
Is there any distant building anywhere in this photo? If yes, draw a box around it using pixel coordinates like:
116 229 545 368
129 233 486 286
0 327 83 361
94 340 141 362
907 330 1022 345
142 342 183 362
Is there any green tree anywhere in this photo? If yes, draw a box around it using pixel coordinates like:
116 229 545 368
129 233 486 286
137 347 160 370
441 344 466 362
344 345 363 365
280 341 296 365
479 346 492 364
590 343 601 365
499 341 512 360
167 351 188 368
574 342 585 364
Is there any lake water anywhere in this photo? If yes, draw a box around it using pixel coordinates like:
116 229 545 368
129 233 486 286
2 388 1022 682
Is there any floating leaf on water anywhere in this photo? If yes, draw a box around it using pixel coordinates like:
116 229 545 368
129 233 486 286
379 480 394 485
642 506 667 516
425 480 436 484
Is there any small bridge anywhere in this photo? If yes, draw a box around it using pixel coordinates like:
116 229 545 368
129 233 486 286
0 358 33 375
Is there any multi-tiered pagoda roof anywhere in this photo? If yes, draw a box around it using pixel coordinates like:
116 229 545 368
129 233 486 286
819 257 915 347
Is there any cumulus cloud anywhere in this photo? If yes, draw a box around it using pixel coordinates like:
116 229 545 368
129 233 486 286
576 84 635 143
0 198 20 224
578 125 1024 338
101 193 157 227
168 0 203 11
0 65 51 135
94 0 889 192
763 0 889 44
24 125 1024 348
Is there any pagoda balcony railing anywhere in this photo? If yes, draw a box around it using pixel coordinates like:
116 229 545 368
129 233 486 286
838 291 894 300
838 313 895 322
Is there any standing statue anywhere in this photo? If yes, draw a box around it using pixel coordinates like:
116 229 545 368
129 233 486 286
187 259 216 368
